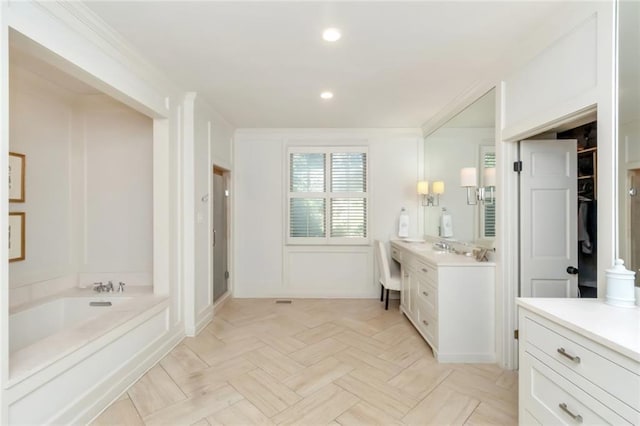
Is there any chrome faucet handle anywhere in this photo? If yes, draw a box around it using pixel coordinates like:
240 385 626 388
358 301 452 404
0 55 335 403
93 282 104 292
118 282 125 292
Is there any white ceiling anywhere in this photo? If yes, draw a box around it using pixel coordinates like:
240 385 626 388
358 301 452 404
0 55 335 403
85 1 564 128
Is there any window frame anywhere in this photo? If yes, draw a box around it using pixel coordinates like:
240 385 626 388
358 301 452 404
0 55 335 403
286 146 369 245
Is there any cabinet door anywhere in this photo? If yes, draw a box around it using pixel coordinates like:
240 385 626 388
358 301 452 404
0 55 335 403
409 269 418 315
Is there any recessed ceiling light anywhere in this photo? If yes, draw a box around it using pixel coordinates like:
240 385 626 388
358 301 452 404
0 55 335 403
322 28 341 42
320 91 334 100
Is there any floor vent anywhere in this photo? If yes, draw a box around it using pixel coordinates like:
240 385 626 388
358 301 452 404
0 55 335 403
275 300 292 304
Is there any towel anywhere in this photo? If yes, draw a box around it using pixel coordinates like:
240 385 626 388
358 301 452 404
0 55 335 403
398 210 409 238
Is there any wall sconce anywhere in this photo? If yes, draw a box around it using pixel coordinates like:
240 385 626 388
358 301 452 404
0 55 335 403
460 167 495 205
417 180 444 206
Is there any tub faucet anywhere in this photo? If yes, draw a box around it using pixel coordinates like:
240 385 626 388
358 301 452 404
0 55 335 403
106 281 114 292
118 281 125 292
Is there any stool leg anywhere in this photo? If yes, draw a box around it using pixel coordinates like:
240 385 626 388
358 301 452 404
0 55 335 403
385 289 390 310
380 284 384 302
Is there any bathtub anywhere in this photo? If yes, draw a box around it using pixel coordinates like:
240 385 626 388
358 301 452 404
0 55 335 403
9 296 133 352
7 290 173 424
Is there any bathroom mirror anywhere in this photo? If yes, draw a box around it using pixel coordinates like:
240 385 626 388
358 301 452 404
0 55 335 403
423 88 496 245
617 0 640 285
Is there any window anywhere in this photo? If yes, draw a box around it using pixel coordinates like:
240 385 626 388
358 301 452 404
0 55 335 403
287 147 368 244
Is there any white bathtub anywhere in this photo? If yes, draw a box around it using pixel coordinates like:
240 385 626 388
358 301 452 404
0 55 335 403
9 296 132 353
6 291 172 425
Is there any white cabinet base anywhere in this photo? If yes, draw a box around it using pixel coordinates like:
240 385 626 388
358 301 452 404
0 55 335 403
518 299 640 426
392 240 496 364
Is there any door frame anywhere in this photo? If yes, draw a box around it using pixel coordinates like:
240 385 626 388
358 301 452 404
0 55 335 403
498 104 603 370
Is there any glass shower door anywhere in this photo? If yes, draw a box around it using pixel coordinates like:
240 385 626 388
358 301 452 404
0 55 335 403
213 168 229 302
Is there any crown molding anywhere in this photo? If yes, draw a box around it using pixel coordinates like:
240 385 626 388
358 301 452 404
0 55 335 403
22 1 182 100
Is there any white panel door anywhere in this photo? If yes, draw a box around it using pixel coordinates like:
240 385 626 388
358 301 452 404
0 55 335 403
520 139 578 298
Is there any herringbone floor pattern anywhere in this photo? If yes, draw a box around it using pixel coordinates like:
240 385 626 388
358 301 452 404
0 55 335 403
92 298 518 425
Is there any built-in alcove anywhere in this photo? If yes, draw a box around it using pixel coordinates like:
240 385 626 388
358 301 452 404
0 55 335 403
2 14 176 423
8 35 154 310
7 30 159 390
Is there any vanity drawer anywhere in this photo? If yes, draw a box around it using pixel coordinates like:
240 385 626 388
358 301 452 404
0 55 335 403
524 316 640 411
390 244 402 262
521 352 631 425
416 279 437 312
416 298 438 345
412 258 437 284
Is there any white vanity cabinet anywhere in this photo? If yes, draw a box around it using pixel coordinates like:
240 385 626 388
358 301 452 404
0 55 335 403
391 240 495 363
517 299 640 425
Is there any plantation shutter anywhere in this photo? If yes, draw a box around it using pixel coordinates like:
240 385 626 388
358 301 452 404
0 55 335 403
483 151 496 238
289 153 326 238
330 152 367 238
288 148 368 244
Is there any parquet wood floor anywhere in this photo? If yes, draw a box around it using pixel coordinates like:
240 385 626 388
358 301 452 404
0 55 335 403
92 298 517 425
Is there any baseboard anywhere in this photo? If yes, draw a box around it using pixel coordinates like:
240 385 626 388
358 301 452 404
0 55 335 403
194 305 214 335
64 323 184 425
214 291 231 310
436 353 497 363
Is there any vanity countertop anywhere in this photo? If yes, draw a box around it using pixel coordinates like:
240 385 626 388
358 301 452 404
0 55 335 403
517 298 640 361
391 239 495 267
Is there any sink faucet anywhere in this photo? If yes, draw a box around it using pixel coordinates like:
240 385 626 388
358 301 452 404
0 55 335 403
118 281 125 292
434 240 451 251
106 281 114 292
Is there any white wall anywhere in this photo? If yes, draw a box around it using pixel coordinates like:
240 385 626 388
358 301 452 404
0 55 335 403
79 96 153 280
424 127 494 241
234 129 422 298
8 66 75 298
8 65 154 304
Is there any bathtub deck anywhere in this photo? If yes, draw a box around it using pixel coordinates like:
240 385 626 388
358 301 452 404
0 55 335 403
8 287 165 382
92 298 518 425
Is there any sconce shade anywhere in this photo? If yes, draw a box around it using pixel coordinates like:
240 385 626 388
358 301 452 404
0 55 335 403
432 181 445 194
417 181 430 195
460 167 477 187
484 167 496 187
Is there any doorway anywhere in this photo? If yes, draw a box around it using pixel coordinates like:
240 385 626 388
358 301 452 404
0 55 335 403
213 166 230 302
519 121 598 299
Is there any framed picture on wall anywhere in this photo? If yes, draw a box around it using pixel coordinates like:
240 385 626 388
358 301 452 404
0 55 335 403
9 212 25 262
9 152 25 202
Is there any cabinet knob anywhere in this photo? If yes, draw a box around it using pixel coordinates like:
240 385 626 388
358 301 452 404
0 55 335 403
422 291 429 297
421 268 428 273
422 319 429 326
559 403 583 423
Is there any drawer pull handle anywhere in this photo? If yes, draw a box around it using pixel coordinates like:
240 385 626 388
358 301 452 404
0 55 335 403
421 268 429 273
557 347 581 363
559 403 583 423
422 291 429 297
422 319 429 326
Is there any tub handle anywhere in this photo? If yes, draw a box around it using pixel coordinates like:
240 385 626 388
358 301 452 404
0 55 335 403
89 301 112 307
